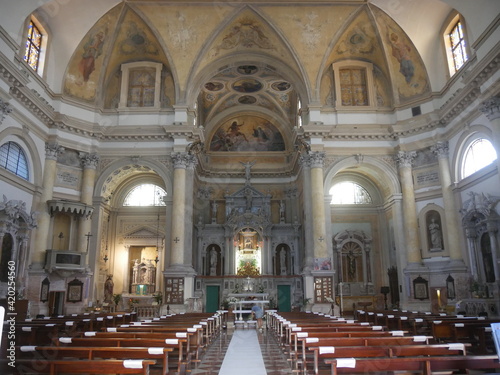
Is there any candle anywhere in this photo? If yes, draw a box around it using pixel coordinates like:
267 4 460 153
437 289 441 308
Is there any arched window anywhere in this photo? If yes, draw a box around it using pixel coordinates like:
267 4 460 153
461 138 497 179
123 184 167 206
0 142 29 180
443 14 469 76
24 16 48 74
329 182 372 204
332 61 376 109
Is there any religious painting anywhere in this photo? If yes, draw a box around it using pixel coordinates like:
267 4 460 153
209 116 285 152
66 278 83 303
413 276 428 300
232 78 263 93
314 257 332 271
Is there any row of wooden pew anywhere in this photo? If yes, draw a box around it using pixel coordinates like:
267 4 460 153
2 311 223 375
267 310 500 375
357 309 500 354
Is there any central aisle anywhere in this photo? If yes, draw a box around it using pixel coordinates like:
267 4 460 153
218 329 266 375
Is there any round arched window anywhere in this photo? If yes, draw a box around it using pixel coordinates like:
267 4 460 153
461 138 497 179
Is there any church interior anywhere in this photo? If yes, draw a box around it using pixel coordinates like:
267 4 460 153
1 0 500 327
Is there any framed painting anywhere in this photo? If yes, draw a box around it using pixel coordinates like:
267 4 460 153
67 278 83 303
413 276 429 300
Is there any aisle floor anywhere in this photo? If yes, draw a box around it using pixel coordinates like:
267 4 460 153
191 327 294 375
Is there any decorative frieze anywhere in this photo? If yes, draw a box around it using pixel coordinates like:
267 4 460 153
480 96 500 121
0 98 12 124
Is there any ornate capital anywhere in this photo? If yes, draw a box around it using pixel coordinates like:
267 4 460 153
431 141 449 159
395 151 417 168
299 154 312 168
479 96 500 121
45 142 65 160
172 152 197 169
309 151 325 168
0 98 13 124
80 152 100 169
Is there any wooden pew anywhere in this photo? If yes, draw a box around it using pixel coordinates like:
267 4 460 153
17 346 172 375
324 355 500 375
12 359 156 375
309 343 467 375
57 336 188 374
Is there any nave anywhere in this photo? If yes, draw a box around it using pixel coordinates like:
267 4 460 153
192 327 293 375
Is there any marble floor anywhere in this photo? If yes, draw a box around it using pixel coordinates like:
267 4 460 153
191 326 294 375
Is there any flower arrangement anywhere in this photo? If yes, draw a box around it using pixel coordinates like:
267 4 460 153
153 292 163 304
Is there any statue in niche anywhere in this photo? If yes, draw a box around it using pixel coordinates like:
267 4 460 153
280 247 287 275
210 247 217 276
279 200 285 222
245 188 253 211
211 201 217 222
347 251 356 280
104 274 113 303
428 218 443 250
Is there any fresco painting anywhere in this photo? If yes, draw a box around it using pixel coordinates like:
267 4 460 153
210 117 285 152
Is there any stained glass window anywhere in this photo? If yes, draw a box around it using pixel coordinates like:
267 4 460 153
0 142 29 180
339 68 368 106
123 184 166 206
24 20 42 72
449 20 468 72
462 138 497 179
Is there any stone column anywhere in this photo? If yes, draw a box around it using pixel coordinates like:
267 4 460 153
32 142 64 266
431 142 464 262
486 221 500 282
479 96 500 181
395 151 421 266
465 228 480 279
77 153 99 252
299 154 314 272
183 154 197 269
310 152 328 259
169 153 196 269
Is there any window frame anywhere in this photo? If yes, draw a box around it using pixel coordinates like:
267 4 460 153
119 61 163 110
23 15 48 76
123 183 167 207
442 13 470 77
459 135 497 181
0 141 30 180
332 61 376 110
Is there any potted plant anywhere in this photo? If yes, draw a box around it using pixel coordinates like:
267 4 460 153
152 292 163 305
112 293 122 309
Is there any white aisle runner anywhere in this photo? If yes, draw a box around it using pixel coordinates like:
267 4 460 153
218 329 267 375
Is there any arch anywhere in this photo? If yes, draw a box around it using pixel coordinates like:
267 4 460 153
185 6 310 106
93 157 173 203
324 155 401 199
452 124 495 183
0 128 43 186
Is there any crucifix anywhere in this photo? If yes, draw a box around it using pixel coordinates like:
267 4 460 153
173 237 180 243
85 232 93 252
318 236 324 242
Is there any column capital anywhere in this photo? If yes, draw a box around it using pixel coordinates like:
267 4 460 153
430 141 449 159
309 151 326 168
172 152 197 169
479 96 500 121
0 98 13 124
395 151 417 168
45 142 65 160
80 152 100 169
